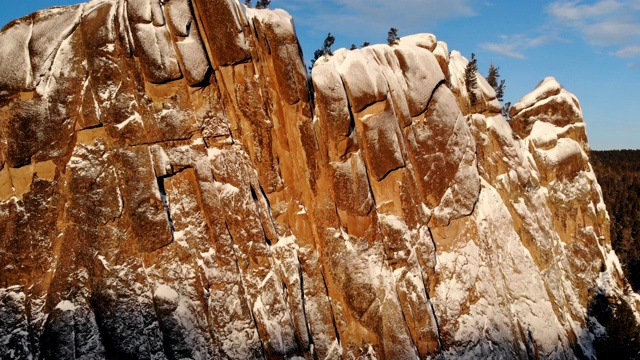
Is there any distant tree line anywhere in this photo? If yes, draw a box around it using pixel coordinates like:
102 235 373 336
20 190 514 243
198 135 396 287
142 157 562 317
591 150 640 291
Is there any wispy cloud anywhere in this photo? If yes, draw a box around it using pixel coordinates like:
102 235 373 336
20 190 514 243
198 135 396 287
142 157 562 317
480 43 525 59
481 1 640 60
546 0 640 58
480 34 561 59
274 0 477 36
547 0 623 21
614 45 640 57
273 0 479 60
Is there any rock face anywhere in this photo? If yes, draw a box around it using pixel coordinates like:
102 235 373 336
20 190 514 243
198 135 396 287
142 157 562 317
0 1 635 359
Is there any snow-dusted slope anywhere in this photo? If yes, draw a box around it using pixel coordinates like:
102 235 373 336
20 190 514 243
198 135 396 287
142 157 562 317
0 0 636 359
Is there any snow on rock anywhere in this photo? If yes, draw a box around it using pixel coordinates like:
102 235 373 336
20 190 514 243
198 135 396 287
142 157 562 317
399 33 437 51
433 40 451 83
337 49 389 113
29 5 83 87
511 77 563 115
153 284 180 311
535 137 585 170
0 1 632 358
510 77 584 137
0 18 32 94
393 43 444 116
130 22 182 83
249 7 309 105
54 300 77 312
448 50 502 115
175 31 210 85
356 99 406 181
127 0 153 24
0 287 31 359
165 0 211 85
164 0 192 37
312 62 352 142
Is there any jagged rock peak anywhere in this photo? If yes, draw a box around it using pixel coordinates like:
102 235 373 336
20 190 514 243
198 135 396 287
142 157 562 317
0 1 637 359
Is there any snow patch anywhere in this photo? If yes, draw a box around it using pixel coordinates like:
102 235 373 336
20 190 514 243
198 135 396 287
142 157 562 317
55 300 76 312
115 112 142 130
154 284 179 304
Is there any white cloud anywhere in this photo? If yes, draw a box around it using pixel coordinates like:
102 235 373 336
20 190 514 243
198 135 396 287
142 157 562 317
480 34 560 59
274 0 476 36
613 45 640 57
581 21 640 45
480 43 525 59
547 0 622 21
547 0 640 57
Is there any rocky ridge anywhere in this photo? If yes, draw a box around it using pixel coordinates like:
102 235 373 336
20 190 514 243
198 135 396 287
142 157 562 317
0 0 637 359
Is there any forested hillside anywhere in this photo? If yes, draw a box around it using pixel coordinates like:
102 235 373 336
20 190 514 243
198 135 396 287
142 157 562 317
592 150 640 291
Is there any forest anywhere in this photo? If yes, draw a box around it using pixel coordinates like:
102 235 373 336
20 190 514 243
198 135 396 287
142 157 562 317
591 150 640 291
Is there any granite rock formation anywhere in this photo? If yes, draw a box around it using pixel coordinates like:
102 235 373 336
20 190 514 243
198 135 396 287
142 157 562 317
0 1 637 359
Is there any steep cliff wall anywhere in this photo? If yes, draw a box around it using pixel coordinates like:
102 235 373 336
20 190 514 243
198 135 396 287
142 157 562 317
0 1 635 359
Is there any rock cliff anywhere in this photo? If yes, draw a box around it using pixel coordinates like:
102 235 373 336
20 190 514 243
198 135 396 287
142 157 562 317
0 1 637 359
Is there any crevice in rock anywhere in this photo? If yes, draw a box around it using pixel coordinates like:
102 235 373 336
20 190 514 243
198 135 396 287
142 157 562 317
361 158 377 214
191 66 213 88
184 19 192 38
426 226 438 268
224 221 267 359
79 123 105 131
259 184 278 236
338 77 357 141
319 268 341 346
297 256 314 353
156 176 175 236
125 132 200 147
391 275 420 357
415 79 446 120
424 226 444 354
120 0 135 56
25 16 34 87
377 164 406 183
351 96 389 116
250 185 271 246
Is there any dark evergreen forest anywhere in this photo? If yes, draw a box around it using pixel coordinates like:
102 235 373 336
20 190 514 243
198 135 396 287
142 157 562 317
591 150 640 291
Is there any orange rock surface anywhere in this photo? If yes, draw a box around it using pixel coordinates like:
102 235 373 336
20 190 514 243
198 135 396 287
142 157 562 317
0 1 634 359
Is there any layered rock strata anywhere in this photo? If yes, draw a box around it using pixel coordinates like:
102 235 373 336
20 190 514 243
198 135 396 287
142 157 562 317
0 1 634 359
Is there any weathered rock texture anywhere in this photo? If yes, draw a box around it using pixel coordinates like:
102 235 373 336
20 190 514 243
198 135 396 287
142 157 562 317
0 1 636 359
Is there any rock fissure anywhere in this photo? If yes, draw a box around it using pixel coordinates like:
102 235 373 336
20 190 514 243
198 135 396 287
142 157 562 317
319 267 341 347
296 256 314 352
156 176 175 235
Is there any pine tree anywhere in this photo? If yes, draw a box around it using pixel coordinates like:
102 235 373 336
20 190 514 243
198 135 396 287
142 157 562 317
362 41 370 47
387 27 399 45
309 33 336 70
487 63 505 102
255 0 270 9
350 44 357 50
464 53 478 107
244 0 251 7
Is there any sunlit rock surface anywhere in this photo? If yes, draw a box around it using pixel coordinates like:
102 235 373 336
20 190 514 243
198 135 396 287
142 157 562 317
0 1 636 359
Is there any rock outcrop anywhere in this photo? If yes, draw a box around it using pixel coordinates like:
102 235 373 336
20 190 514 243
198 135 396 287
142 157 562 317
0 1 636 359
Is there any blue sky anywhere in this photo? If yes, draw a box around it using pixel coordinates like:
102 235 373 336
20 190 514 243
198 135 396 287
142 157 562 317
2 1 639 150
